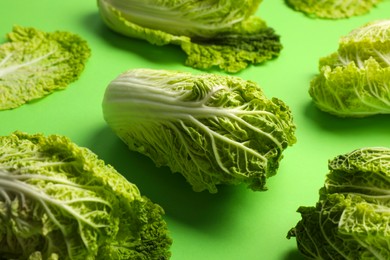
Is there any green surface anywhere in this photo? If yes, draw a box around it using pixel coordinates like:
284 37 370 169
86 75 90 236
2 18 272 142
1 1 390 259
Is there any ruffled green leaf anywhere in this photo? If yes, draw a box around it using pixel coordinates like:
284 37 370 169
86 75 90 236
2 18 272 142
0 26 91 110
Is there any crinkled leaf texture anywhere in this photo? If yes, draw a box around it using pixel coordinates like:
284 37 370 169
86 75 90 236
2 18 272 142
309 19 390 117
0 26 90 110
288 147 390 259
0 131 172 260
286 0 383 19
102 68 296 193
97 0 282 73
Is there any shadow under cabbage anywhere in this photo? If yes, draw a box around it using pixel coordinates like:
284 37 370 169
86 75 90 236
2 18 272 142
304 101 390 133
283 248 304 260
85 126 245 229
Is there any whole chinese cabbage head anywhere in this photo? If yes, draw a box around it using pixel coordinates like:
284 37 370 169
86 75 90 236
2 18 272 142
102 68 296 193
97 0 282 73
0 131 172 259
309 19 390 117
288 147 390 259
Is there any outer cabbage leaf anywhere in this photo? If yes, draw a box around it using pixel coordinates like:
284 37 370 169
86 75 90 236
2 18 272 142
288 147 390 259
102 68 296 193
0 26 91 110
286 0 383 19
309 20 390 117
181 25 282 73
0 131 172 260
97 0 282 73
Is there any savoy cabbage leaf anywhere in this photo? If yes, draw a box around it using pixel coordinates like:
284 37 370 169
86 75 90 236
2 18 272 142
97 0 282 73
0 26 90 110
288 147 390 259
309 19 390 117
286 0 383 19
102 68 296 193
0 131 172 260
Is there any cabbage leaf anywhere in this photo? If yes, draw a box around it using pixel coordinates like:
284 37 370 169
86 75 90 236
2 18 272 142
288 147 390 259
309 19 390 117
0 131 172 259
286 0 383 19
0 26 90 110
102 68 296 193
97 0 282 73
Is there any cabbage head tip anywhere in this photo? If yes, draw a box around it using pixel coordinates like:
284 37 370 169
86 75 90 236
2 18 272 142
102 68 296 193
97 0 282 73
0 131 172 260
288 147 390 259
309 19 390 117
0 26 91 110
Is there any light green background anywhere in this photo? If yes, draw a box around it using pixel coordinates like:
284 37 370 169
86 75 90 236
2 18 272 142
1 1 390 259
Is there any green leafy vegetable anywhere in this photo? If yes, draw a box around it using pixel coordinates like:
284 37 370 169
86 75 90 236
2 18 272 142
309 19 390 117
102 68 296 193
288 147 390 259
0 131 172 259
0 26 91 110
97 0 282 73
286 0 383 19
